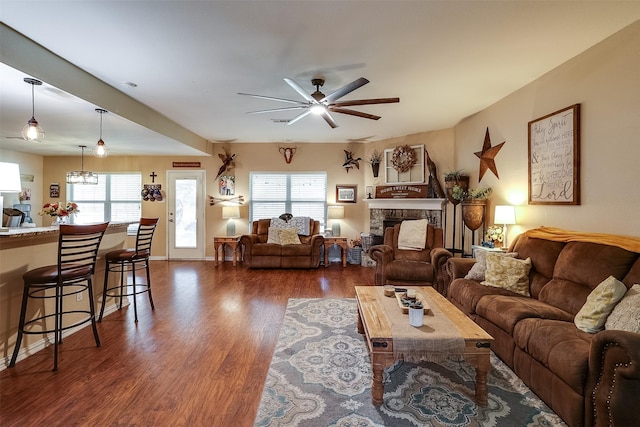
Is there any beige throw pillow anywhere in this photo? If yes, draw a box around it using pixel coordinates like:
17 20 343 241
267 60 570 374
278 228 301 245
574 275 627 334
481 253 531 296
605 284 640 333
267 227 281 244
465 250 518 281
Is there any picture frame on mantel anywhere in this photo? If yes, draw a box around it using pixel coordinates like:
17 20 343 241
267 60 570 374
336 185 357 203
528 104 580 205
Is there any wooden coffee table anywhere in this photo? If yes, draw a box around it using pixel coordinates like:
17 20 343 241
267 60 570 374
355 286 494 406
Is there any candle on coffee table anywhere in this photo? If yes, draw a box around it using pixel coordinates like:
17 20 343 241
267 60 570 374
406 289 416 298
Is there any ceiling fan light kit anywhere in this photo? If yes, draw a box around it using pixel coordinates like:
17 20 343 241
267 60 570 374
22 77 45 142
93 108 109 158
239 76 399 128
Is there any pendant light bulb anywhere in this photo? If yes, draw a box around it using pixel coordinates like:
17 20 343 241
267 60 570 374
22 78 45 142
94 108 109 158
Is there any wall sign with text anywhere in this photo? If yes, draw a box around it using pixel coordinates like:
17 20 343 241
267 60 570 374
528 104 580 205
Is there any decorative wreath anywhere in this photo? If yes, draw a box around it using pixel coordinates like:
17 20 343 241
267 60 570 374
391 145 417 173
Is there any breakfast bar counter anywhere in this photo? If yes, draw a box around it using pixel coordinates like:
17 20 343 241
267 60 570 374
0 222 132 368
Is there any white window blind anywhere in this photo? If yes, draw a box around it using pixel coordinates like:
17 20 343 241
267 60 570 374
250 172 327 227
68 173 141 224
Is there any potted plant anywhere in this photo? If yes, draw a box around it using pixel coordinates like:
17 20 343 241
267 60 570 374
367 148 383 178
443 170 470 205
451 185 492 231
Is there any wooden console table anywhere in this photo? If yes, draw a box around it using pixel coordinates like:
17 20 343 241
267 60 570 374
213 235 242 266
324 236 348 267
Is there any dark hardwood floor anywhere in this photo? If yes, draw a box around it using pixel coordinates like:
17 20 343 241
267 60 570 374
0 261 374 427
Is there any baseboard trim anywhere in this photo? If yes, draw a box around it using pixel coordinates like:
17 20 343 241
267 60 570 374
1 301 128 371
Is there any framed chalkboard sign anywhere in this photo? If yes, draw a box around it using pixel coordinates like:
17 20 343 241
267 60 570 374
528 104 580 205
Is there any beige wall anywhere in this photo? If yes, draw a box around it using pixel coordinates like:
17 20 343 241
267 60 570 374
452 20 640 245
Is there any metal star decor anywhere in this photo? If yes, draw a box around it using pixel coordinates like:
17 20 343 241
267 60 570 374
474 127 505 182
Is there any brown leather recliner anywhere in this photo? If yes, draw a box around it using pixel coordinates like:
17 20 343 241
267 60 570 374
368 223 451 295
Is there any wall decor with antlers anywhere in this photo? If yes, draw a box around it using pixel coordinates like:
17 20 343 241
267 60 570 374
279 146 297 164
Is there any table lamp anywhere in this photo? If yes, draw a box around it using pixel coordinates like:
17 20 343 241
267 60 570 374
494 205 516 248
327 205 344 237
222 205 240 236
0 162 22 210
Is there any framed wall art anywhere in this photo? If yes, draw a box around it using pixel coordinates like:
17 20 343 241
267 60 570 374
336 185 357 203
384 144 425 184
528 104 580 205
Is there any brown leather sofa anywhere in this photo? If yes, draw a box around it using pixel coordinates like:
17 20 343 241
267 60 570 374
445 228 640 427
369 223 451 295
240 218 324 268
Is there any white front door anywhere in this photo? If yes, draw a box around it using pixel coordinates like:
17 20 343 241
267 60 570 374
167 170 206 259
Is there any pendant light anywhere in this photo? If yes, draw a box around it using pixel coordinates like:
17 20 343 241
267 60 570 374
22 78 45 142
93 108 109 158
66 145 99 185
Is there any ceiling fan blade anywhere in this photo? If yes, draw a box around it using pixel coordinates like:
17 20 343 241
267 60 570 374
320 111 338 128
286 109 313 126
237 92 306 105
283 78 317 103
247 106 308 114
330 97 400 107
329 107 381 121
322 77 369 103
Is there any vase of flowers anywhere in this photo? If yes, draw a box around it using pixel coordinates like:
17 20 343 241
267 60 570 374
366 149 383 178
39 201 79 226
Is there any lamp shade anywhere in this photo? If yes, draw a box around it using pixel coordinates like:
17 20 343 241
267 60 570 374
222 206 240 219
494 205 516 225
327 206 344 219
0 162 21 192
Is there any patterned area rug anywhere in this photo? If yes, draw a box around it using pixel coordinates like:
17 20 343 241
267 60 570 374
254 298 566 427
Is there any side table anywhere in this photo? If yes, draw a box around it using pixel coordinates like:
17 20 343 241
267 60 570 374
324 236 348 267
214 235 242 266
471 245 507 258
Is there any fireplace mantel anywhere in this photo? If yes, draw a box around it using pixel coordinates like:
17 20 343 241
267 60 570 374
363 198 446 210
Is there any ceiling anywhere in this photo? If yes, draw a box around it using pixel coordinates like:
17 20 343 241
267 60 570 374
1 1 639 157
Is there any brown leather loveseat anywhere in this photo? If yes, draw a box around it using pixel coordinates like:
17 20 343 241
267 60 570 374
445 227 640 427
240 218 324 268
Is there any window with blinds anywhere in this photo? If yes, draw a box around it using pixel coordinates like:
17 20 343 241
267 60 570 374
68 173 142 224
250 172 327 228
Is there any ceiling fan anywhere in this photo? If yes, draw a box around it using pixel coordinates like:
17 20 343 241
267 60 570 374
238 77 399 128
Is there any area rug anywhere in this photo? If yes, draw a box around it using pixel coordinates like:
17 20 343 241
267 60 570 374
254 298 566 427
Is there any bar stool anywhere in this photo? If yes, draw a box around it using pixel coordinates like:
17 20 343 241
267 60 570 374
99 218 159 323
9 222 109 371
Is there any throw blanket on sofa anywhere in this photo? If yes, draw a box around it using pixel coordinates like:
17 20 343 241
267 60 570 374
525 226 640 253
398 219 428 250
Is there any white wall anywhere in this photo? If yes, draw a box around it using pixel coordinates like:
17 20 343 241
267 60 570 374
453 20 640 243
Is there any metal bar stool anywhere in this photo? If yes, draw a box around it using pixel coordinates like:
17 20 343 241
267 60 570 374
99 218 159 323
9 222 109 371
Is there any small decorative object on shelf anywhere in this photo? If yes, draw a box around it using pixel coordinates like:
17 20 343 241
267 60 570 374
391 144 417 173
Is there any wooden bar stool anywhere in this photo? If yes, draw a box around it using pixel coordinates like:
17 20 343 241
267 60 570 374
9 222 109 371
99 218 159 323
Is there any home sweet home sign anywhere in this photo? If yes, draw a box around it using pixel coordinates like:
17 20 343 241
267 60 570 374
375 184 429 199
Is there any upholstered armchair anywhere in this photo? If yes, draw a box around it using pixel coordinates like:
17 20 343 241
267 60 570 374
368 222 451 295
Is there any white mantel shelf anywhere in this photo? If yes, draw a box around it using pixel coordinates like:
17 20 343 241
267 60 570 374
363 198 446 210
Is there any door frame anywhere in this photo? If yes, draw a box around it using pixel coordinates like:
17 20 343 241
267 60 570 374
166 170 206 260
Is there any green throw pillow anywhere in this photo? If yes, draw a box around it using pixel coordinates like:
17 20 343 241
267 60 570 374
575 275 627 334
481 252 531 296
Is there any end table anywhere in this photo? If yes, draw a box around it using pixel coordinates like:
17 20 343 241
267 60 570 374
214 235 242 266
